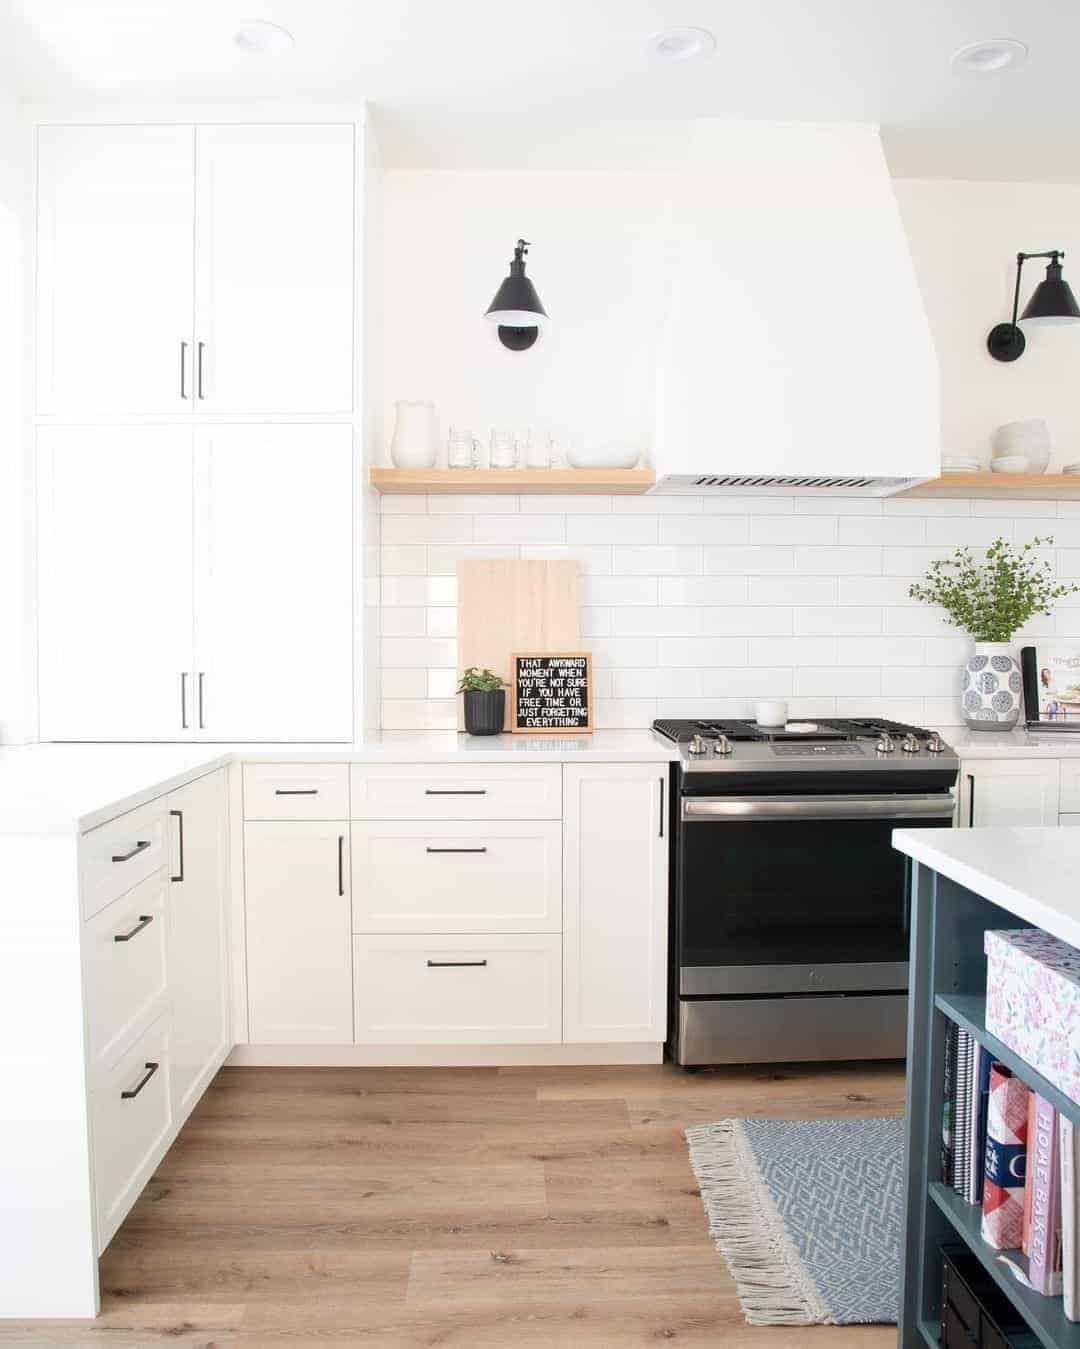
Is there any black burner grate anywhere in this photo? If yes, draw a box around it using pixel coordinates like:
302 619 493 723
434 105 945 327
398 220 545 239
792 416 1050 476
652 716 934 745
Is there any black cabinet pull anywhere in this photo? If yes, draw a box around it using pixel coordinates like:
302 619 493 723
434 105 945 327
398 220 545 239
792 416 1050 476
426 959 488 968
424 789 487 796
111 839 151 864
425 846 488 854
121 1061 159 1100
170 809 184 883
114 914 153 943
275 788 319 796
967 774 975 828
337 834 345 897
659 776 665 838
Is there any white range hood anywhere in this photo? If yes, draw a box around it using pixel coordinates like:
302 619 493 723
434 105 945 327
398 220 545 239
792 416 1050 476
652 122 940 496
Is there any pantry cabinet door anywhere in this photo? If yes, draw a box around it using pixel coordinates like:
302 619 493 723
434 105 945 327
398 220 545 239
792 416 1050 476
957 759 1061 828
192 425 353 741
37 125 195 415
194 124 354 415
244 821 353 1044
37 427 195 741
562 764 669 1043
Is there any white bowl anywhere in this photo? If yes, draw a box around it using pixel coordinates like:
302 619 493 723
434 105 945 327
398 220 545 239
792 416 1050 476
566 443 642 470
990 455 1031 474
991 419 1050 473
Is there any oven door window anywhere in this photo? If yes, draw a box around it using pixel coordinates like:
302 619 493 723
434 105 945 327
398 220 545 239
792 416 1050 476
679 815 950 969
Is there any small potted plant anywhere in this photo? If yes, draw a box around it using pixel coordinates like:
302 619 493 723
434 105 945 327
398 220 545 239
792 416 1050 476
909 536 1079 730
457 667 506 736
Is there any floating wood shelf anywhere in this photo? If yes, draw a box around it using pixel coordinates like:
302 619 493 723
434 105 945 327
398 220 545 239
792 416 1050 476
370 468 656 496
900 472 1080 500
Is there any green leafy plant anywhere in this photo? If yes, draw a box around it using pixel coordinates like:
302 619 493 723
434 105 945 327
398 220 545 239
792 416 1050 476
908 536 1079 642
457 667 505 693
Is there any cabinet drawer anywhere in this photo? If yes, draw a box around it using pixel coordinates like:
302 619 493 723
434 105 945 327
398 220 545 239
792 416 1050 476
92 1015 172 1252
350 764 561 820
351 820 561 934
353 934 562 1044
1061 761 1080 813
85 872 168 1070
243 763 349 819
81 798 169 920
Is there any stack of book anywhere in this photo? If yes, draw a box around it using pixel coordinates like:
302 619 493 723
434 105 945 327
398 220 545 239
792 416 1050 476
942 1022 1080 1317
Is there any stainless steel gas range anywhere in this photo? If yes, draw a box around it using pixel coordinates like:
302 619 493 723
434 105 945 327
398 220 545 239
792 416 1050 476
653 717 959 1067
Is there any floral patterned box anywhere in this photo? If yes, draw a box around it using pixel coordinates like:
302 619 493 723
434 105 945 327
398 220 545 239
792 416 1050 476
984 927 1080 1105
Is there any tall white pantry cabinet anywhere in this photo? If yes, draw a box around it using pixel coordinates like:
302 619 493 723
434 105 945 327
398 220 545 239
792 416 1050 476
34 118 361 741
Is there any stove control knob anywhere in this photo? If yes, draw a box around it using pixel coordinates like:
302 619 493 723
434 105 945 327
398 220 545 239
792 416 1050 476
925 733 944 754
876 733 895 753
688 734 709 756
901 733 920 754
714 734 733 756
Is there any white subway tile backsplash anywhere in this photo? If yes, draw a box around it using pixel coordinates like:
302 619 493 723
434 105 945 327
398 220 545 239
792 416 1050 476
749 516 838 546
378 492 1080 731
613 546 704 575
475 514 566 544
382 514 475 545
567 515 658 545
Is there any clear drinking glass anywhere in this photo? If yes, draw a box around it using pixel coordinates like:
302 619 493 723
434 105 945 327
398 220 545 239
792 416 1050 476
447 426 479 469
524 432 554 470
489 429 517 469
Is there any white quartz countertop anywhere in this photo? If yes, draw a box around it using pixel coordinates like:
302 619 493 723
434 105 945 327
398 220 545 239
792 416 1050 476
0 731 678 835
893 826 1080 949
950 726 1080 758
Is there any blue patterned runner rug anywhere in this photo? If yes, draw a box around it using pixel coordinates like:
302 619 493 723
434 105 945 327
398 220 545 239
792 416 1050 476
685 1117 903 1325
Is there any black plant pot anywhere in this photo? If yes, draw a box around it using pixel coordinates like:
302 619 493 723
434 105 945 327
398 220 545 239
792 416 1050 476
463 688 505 736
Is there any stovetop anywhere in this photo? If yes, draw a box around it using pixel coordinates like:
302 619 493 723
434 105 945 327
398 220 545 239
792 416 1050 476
653 717 958 776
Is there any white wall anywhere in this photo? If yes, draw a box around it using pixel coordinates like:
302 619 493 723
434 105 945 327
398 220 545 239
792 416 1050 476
377 169 1080 732
895 177 1080 467
381 170 673 462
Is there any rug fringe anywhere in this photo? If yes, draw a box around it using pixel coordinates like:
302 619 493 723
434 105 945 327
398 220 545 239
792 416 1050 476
686 1120 834 1326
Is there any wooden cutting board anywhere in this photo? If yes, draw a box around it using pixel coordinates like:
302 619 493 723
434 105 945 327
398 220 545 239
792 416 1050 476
457 559 581 730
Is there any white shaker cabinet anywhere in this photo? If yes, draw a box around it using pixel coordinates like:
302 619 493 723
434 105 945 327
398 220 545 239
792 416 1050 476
957 759 1061 828
193 425 354 741
244 821 353 1043
37 426 195 740
36 125 196 416
167 769 229 1117
562 764 669 1043
193 125 354 415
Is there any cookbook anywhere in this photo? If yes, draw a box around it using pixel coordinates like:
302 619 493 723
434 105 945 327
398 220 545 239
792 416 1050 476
1021 644 1080 727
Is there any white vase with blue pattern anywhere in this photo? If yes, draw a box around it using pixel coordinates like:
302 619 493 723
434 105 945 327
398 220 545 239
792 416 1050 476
960 641 1022 730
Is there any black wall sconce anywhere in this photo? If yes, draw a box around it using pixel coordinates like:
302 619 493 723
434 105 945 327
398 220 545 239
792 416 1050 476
485 239 547 350
987 249 1080 361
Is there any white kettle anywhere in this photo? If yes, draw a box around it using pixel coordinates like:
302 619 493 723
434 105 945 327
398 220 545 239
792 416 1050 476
390 401 438 469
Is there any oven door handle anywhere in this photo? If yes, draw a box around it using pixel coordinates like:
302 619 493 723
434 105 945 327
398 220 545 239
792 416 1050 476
681 794 955 822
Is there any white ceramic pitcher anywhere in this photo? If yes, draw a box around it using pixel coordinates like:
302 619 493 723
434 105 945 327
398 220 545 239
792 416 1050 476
390 401 438 468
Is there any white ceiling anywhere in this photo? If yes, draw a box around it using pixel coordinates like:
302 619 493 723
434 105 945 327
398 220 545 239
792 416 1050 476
8 0 1080 174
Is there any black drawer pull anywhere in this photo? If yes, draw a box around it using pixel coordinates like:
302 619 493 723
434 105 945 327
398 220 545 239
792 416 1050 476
426 959 488 968
114 914 153 943
424 789 487 796
425 846 488 854
111 839 151 863
121 1061 159 1100
275 788 319 796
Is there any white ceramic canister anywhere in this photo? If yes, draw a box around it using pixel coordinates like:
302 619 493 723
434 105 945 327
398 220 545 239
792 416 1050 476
390 401 438 468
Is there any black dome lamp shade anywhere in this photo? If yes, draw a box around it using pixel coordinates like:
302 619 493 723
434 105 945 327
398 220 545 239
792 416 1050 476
485 238 548 351
987 249 1080 362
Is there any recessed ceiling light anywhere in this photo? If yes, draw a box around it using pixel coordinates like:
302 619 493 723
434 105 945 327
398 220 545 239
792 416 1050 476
950 38 1028 75
233 19 295 54
648 26 717 62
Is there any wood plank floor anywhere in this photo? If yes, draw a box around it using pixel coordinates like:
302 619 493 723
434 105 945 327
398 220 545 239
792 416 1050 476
3 1060 906 1347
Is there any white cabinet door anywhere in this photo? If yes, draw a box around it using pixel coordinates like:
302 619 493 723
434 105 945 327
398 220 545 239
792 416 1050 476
562 764 668 1043
194 124 354 415
957 759 1061 828
37 427 195 741
36 125 195 415
244 821 352 1043
193 425 353 741
167 769 229 1118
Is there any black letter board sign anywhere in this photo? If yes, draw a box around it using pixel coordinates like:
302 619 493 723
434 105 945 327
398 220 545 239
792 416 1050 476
512 652 592 734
